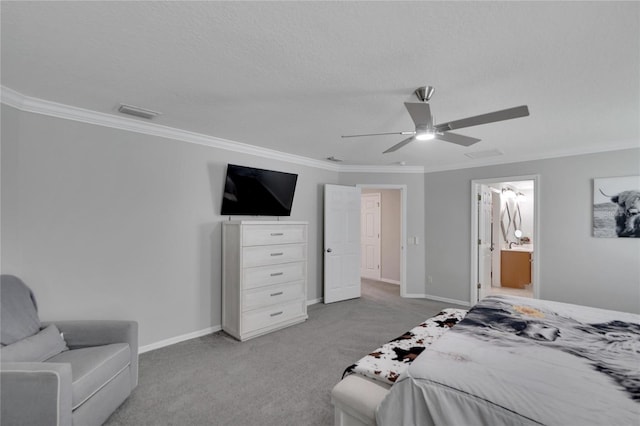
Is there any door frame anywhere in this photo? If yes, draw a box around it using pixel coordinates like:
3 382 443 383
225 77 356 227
470 175 541 304
477 184 494 301
356 184 407 297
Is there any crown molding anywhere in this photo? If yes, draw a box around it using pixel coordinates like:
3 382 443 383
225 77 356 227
2 86 635 175
422 140 640 174
0 86 343 171
1 86 425 174
338 164 425 174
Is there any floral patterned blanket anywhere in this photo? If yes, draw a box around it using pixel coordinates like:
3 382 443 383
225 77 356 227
343 308 468 385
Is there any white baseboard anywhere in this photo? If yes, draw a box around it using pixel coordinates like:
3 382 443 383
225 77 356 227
403 293 470 307
307 297 323 305
379 278 400 285
403 292 427 299
424 294 471 307
139 325 222 354
140 299 322 353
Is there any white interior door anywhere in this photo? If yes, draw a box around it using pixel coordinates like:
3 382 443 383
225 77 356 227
477 186 493 301
360 193 381 280
324 184 361 303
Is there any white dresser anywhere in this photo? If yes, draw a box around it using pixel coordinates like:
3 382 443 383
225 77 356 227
222 220 308 341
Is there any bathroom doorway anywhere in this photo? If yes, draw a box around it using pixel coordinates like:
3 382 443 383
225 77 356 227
471 176 540 304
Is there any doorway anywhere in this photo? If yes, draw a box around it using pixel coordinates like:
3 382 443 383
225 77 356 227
471 176 540 304
360 193 381 281
357 185 407 297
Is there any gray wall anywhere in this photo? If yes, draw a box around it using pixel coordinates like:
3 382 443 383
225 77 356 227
340 173 425 295
1 105 338 346
3 103 638 351
424 148 640 313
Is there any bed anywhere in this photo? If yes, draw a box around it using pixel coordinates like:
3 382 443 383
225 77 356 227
332 295 640 426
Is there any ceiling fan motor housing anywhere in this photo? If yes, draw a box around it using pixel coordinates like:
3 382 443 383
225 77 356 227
415 86 435 102
416 124 433 134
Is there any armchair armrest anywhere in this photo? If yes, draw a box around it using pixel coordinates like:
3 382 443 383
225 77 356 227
1 362 73 426
45 320 139 388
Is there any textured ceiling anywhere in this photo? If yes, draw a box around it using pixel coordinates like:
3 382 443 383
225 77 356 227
2 1 639 169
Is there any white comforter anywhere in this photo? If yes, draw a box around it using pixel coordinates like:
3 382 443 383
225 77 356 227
376 295 640 426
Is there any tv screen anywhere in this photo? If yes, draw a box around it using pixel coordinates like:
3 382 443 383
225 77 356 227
221 164 298 216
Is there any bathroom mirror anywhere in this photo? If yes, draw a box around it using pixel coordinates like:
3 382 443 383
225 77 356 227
514 229 523 239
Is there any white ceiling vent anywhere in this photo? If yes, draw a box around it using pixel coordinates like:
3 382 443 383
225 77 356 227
464 149 503 159
117 104 161 119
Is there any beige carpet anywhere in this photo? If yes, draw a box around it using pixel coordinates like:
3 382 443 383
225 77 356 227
105 280 464 426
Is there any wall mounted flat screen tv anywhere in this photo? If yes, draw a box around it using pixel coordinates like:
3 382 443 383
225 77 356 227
221 164 298 216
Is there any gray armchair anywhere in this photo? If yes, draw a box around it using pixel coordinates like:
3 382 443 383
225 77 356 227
1 275 138 425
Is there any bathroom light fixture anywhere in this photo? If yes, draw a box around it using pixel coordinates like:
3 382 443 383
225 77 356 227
502 188 516 198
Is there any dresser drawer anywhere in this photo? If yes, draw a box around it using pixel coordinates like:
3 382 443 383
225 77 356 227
243 262 305 290
243 281 305 311
242 224 306 247
242 244 306 268
242 300 306 334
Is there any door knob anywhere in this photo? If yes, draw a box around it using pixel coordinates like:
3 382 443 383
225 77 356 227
326 248 332 253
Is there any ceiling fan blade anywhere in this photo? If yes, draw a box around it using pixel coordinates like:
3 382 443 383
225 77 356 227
341 131 414 138
383 136 415 154
435 105 529 132
435 132 481 147
404 102 433 127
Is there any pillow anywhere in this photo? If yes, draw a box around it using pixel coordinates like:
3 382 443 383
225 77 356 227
0 324 69 362
1 275 41 345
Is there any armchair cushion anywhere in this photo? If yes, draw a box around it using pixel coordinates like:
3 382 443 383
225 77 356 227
51 320 139 388
1 324 68 362
0 275 41 345
46 343 131 410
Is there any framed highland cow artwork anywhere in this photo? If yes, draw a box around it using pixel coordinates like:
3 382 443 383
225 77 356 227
593 175 640 238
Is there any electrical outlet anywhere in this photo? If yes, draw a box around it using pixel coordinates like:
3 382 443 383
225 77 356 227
428 276 433 285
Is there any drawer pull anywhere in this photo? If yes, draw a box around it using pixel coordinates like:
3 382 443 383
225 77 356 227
270 272 284 277
270 232 284 236
270 311 283 317
270 291 284 297
270 252 284 257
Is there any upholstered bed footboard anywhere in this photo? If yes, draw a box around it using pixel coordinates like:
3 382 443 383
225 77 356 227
331 375 390 426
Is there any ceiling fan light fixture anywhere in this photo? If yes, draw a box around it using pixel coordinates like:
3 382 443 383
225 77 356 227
415 132 435 141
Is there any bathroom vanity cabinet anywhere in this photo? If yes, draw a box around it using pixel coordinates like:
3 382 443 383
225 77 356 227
500 250 532 288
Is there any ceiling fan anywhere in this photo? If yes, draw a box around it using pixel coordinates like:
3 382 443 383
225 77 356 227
342 86 530 154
